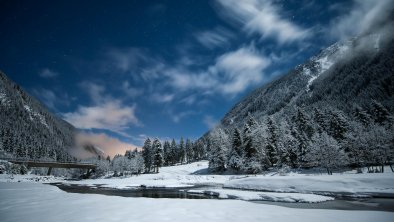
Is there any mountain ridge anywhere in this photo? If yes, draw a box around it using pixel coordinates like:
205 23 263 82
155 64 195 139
200 29 394 172
0 71 77 161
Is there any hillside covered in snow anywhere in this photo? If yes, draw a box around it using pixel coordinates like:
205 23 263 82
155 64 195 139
200 25 394 173
0 72 76 162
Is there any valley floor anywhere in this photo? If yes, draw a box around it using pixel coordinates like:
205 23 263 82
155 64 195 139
1 182 394 222
1 161 394 221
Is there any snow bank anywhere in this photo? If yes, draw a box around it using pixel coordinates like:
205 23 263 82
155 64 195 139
0 173 65 183
64 161 229 189
224 173 394 196
1 182 393 222
188 188 334 202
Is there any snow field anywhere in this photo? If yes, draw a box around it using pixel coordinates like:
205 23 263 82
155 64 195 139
1 182 393 222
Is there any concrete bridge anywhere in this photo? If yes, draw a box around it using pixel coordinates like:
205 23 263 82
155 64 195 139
2 158 96 175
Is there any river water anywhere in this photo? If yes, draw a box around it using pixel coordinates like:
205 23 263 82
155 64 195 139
51 183 394 212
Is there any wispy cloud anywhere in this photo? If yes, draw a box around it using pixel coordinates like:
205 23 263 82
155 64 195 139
64 101 139 131
39 68 59 78
195 27 234 49
105 47 162 81
203 115 218 129
215 45 271 95
329 0 394 41
165 44 270 96
122 81 143 98
79 82 107 104
169 110 196 123
32 88 72 111
63 82 140 135
151 93 175 103
215 0 310 43
180 94 197 105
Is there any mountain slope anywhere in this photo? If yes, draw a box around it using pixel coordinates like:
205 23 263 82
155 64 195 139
201 29 394 172
0 72 76 161
220 35 393 129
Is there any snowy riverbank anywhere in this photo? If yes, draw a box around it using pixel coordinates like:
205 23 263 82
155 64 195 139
1 161 394 200
1 182 394 222
57 161 394 198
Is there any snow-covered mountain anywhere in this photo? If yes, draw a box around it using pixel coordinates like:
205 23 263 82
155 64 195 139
218 33 393 130
200 28 394 172
0 72 76 161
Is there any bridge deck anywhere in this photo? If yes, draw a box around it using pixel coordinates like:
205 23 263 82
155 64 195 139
8 160 96 169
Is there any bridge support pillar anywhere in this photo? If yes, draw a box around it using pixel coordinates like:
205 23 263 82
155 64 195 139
47 167 52 175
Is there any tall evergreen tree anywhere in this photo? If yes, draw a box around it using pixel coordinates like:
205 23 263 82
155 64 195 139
313 108 327 133
306 132 347 175
370 101 391 125
292 108 314 167
328 110 348 141
353 105 371 126
266 117 278 167
179 137 185 164
170 139 177 165
208 127 228 172
163 141 171 166
152 138 163 173
185 138 193 163
243 116 258 158
142 138 152 173
242 116 263 173
228 128 243 172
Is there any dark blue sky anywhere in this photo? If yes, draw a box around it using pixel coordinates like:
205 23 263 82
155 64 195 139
0 0 380 149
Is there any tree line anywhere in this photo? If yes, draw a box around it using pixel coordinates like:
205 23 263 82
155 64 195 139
206 101 394 175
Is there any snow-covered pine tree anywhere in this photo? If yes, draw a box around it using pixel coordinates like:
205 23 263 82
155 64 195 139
366 124 392 173
134 152 145 174
353 105 371 126
163 141 171 166
170 139 177 165
179 137 185 164
266 117 278 167
0 138 3 152
152 138 163 173
370 100 391 125
328 110 348 141
192 141 200 161
276 120 295 167
185 138 193 163
208 127 228 172
307 132 347 175
242 116 263 174
292 108 314 167
142 138 152 173
227 128 243 172
313 108 327 133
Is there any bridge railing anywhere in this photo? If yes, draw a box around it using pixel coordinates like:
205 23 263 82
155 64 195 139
0 157 96 165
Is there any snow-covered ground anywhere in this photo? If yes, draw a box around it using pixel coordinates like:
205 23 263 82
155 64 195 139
59 161 230 189
187 188 334 202
224 172 394 196
58 161 394 197
1 161 393 200
1 161 394 221
1 182 393 222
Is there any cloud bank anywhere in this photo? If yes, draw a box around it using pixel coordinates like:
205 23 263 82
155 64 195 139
329 0 394 41
63 82 140 135
69 132 139 159
215 0 310 43
166 45 270 96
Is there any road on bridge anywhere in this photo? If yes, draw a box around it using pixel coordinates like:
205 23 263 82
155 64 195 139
2 159 96 175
